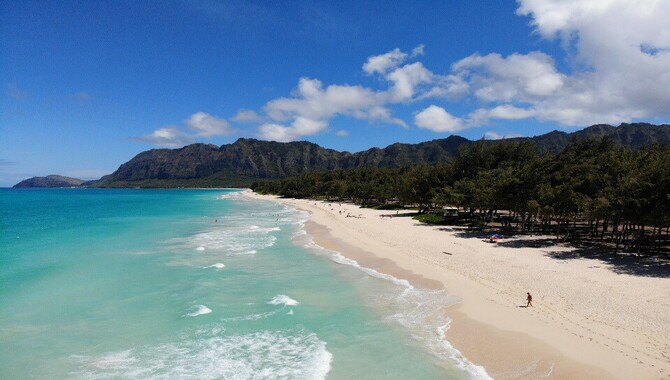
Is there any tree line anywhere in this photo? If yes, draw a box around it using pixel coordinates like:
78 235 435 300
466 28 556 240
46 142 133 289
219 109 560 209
251 137 670 254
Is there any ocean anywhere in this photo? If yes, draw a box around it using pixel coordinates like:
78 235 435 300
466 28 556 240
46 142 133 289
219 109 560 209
0 188 489 379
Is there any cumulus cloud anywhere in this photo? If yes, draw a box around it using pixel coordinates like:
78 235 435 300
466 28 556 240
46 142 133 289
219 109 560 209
511 0 670 125
403 0 669 128
251 43 565 141
483 131 524 140
453 52 565 102
261 76 408 136
187 112 234 137
483 131 504 140
363 48 408 75
252 48 445 142
135 111 237 148
411 44 425 57
469 105 537 125
386 62 434 102
264 78 384 122
419 74 469 100
132 127 195 148
415 105 464 132
259 117 327 142
232 109 263 123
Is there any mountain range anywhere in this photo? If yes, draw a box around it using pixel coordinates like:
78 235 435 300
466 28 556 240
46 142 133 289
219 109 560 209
13 122 670 188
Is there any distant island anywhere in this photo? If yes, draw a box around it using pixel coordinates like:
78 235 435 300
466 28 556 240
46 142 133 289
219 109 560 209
13 175 86 188
13 122 670 188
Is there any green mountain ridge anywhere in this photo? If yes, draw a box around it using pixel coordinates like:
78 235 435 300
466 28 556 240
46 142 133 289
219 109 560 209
13 123 670 188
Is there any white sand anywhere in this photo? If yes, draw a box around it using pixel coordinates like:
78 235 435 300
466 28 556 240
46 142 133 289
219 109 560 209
247 191 670 379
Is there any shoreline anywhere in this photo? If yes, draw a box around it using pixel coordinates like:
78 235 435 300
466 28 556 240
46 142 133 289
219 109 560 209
247 191 669 379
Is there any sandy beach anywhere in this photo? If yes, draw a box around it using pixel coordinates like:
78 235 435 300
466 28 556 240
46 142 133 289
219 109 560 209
246 190 670 379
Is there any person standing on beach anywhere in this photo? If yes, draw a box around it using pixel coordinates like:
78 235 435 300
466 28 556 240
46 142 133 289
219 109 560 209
526 292 533 307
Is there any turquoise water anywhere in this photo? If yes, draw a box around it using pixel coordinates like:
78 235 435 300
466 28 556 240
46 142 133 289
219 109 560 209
0 189 488 379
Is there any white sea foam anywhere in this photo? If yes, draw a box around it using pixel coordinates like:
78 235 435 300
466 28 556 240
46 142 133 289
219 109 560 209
73 350 137 370
205 263 225 269
300 233 413 289
223 295 299 322
223 309 280 322
433 321 492 379
71 329 332 380
186 305 212 317
268 294 299 306
183 226 278 256
217 192 247 201
173 194 294 260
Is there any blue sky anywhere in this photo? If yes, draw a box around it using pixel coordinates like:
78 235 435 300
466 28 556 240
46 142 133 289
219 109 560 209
1 0 669 186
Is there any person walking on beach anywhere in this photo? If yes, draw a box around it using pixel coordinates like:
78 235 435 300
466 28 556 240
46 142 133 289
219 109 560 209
526 292 533 307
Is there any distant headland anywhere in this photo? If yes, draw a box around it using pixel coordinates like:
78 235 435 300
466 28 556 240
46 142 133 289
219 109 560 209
13 175 86 188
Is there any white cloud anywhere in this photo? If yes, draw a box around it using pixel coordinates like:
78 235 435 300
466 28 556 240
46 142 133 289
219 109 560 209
469 105 537 125
417 0 670 128
453 52 565 102
362 48 408 75
187 112 234 137
485 105 536 120
386 62 434 102
252 47 469 141
516 0 619 40
336 130 349 137
259 117 327 142
419 74 469 100
483 131 504 140
134 111 237 148
510 0 670 125
411 44 425 57
264 78 382 122
232 109 263 123
132 127 195 148
415 105 464 133
483 131 524 140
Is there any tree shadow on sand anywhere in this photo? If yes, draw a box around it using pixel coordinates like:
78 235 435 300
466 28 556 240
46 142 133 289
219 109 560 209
545 245 670 278
444 228 670 278
450 230 556 249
